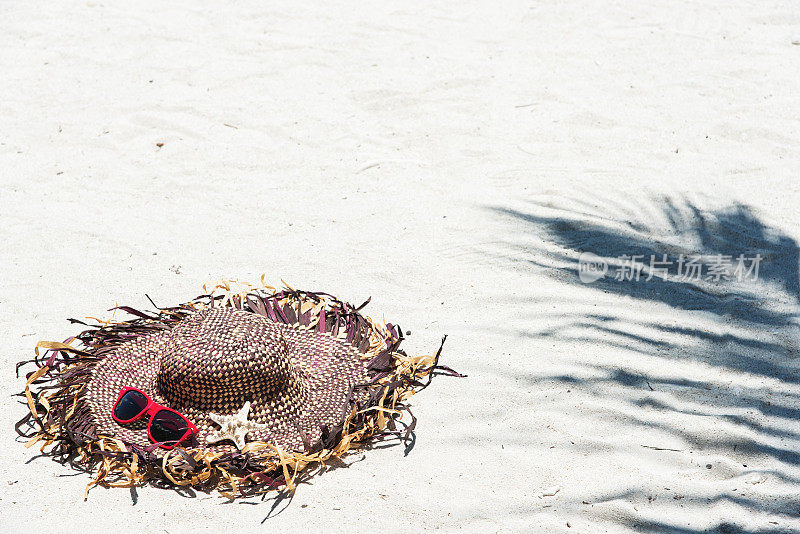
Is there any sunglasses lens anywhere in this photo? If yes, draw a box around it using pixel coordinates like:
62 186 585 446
113 390 149 421
150 410 190 444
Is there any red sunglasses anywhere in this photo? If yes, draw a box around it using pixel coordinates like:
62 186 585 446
112 387 198 450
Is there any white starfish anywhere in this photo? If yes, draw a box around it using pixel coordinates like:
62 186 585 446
206 401 269 450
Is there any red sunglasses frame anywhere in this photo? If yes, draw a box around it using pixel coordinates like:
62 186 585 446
111 386 198 450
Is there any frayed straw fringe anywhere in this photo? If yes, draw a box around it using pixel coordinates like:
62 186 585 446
16 280 463 500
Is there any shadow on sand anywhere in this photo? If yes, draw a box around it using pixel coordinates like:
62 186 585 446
488 194 800 533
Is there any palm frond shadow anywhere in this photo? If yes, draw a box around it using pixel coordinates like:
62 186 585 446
487 194 800 531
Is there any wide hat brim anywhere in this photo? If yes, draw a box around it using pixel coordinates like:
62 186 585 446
17 281 460 498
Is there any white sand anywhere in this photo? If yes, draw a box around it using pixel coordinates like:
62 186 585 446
2 1 800 532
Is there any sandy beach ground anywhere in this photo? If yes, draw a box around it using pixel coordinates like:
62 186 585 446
2 1 800 532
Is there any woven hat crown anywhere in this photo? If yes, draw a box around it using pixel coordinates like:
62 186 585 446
155 308 309 412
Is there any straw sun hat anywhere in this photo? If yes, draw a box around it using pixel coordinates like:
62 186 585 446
17 279 460 498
